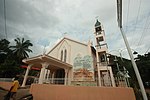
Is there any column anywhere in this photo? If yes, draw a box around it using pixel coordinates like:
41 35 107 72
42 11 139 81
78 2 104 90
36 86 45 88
51 71 55 83
21 64 32 87
67 69 71 85
38 63 48 84
97 67 101 86
64 69 68 85
109 67 116 87
46 70 50 81
44 69 47 83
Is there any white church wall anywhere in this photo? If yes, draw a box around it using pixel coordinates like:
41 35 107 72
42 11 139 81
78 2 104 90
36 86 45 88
48 38 95 83
48 38 90 65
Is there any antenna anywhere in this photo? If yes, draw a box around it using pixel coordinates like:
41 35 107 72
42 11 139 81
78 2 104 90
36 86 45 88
43 44 46 55
95 16 99 20
63 32 67 37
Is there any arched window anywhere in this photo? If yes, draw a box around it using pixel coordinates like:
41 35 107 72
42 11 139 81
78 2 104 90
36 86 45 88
64 49 67 62
61 50 63 61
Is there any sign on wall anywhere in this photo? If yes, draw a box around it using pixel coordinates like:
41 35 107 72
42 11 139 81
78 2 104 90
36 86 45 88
73 55 94 81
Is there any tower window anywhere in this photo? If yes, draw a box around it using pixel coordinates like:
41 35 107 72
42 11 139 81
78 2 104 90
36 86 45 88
64 49 67 62
61 50 63 61
101 54 106 62
95 26 102 33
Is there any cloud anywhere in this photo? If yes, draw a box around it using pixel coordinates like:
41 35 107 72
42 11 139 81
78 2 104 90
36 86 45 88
3 0 58 28
0 0 150 58
0 0 60 38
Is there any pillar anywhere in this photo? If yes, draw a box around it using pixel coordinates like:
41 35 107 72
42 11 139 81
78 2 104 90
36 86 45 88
67 69 71 85
64 69 69 85
38 63 49 84
21 64 32 87
97 67 101 86
44 69 47 83
46 70 50 80
51 71 55 83
109 67 116 87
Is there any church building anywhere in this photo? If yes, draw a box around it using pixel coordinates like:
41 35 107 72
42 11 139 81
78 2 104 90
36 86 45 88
21 20 116 87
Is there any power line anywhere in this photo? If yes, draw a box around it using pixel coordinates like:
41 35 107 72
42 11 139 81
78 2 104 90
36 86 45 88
145 46 150 54
125 0 130 32
130 0 142 46
132 26 150 29
4 0 7 39
137 15 150 46
134 0 142 31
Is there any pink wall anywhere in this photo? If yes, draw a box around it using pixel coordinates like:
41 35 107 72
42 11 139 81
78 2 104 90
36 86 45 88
0 82 12 90
30 84 136 100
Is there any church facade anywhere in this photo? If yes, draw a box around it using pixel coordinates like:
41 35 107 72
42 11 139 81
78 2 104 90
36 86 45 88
21 20 116 87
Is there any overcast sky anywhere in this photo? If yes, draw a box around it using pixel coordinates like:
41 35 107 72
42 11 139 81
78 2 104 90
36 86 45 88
0 0 150 58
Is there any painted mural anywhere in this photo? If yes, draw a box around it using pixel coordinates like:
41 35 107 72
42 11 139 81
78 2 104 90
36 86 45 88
73 55 94 81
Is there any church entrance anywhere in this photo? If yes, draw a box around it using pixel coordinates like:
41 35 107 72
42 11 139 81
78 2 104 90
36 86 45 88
55 68 65 84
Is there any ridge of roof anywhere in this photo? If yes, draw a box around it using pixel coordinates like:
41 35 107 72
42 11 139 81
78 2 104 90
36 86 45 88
47 37 88 54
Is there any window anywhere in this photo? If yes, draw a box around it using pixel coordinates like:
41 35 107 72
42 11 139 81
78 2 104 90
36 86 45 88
64 49 67 62
61 50 63 61
101 54 105 62
95 26 102 33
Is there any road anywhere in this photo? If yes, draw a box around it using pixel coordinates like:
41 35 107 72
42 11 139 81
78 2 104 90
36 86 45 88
0 87 30 100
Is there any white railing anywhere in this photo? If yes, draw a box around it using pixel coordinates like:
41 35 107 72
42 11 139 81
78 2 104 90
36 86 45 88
114 77 128 87
0 78 13 82
33 77 129 87
34 78 67 84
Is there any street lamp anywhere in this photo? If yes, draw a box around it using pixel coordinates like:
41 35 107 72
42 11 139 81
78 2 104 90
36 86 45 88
123 66 130 87
117 0 148 99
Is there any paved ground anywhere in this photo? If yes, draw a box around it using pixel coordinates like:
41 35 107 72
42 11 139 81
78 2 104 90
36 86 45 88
0 88 7 100
0 87 30 100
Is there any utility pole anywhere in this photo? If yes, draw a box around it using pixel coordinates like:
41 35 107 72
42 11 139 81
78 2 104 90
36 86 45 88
117 0 148 100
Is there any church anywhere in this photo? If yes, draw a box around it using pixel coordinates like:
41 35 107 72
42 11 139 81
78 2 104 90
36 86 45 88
21 20 117 87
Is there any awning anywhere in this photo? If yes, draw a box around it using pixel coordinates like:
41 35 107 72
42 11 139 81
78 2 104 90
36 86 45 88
22 54 72 70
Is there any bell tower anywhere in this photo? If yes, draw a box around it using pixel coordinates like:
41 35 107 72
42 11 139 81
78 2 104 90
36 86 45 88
94 19 108 63
94 19 115 87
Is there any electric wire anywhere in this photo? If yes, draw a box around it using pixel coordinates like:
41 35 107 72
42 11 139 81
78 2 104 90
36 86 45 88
137 15 150 46
145 46 150 54
125 0 130 32
130 0 142 47
4 0 7 39
133 0 142 31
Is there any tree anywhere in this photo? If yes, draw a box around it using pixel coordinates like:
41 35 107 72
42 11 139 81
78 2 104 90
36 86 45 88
135 52 150 88
0 39 12 63
114 53 150 99
0 39 20 78
11 38 33 63
0 38 33 78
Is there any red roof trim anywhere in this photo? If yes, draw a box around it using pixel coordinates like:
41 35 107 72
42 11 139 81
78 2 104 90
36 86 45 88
21 65 41 70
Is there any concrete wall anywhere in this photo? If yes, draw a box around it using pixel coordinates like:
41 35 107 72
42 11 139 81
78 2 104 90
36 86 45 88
30 84 136 100
0 82 12 90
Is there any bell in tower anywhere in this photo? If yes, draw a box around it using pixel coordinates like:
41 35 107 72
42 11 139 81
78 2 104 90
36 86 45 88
95 19 102 34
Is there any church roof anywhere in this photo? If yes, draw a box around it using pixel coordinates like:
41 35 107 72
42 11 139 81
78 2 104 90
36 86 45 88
22 54 72 69
47 37 88 54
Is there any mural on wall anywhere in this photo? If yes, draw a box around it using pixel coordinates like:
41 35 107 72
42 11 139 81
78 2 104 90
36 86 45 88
73 55 94 81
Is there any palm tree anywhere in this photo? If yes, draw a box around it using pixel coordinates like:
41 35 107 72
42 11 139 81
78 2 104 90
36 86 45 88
0 39 11 63
11 38 33 62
